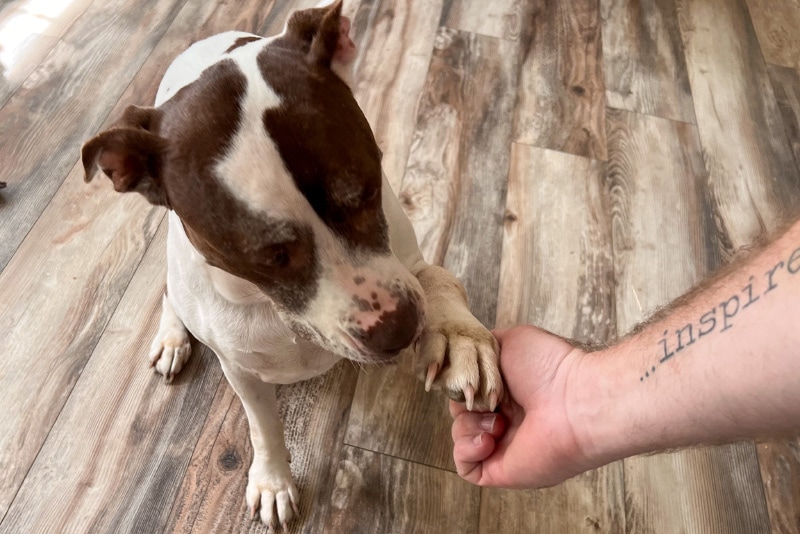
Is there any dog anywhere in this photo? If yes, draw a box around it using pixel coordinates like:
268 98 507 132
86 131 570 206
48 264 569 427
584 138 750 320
81 1 502 529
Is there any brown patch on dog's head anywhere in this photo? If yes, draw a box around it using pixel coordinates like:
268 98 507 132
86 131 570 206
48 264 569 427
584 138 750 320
259 3 387 253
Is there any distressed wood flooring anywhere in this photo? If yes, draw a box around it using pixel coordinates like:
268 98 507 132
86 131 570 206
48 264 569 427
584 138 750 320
1 0 799 532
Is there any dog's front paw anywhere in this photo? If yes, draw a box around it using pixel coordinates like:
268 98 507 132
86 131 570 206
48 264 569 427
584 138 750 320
148 324 191 383
416 315 503 412
247 457 299 531
413 266 503 412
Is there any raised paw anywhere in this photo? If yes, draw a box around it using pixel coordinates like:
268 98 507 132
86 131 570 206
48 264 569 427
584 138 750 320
148 295 191 382
247 458 300 531
416 321 503 412
413 266 504 412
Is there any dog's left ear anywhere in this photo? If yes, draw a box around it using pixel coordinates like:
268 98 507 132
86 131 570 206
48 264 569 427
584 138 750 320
81 105 170 207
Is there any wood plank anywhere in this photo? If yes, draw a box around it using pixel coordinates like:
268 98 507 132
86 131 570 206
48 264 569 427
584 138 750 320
0 222 224 533
758 440 800 534
480 143 623 533
440 0 534 41
0 0 94 106
746 0 800 70
601 0 695 123
513 0 607 160
324 445 480 533
0 0 285 522
0 33 58 108
768 64 800 172
346 28 520 470
0 172 164 522
676 0 800 257
348 0 445 191
167 363 360 533
0 0 190 271
606 107 771 533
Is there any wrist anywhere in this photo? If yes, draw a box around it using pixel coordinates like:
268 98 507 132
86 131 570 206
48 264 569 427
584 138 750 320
566 345 642 470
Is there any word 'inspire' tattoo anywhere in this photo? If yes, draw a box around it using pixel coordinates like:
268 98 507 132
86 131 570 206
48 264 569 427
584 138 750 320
640 244 800 382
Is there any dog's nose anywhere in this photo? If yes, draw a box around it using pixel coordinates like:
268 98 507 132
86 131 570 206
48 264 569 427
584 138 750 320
359 298 419 355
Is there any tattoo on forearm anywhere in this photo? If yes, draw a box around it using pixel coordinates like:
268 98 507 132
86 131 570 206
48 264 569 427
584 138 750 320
639 245 800 382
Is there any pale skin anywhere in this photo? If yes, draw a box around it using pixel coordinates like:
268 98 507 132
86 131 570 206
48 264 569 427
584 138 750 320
451 219 800 488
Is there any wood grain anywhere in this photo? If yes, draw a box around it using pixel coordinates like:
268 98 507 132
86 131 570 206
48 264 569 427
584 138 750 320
0 222 224 533
746 0 800 69
601 0 695 123
480 142 623 533
606 108 771 533
346 28 520 470
0 172 164 522
514 0 607 160
758 439 800 534
676 0 800 257
348 0 445 191
768 64 800 171
0 0 94 106
325 445 480 534
440 0 534 41
0 0 190 271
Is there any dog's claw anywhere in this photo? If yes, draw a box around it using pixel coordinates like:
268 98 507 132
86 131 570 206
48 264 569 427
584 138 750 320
283 521 289 531
425 363 438 392
464 384 475 411
489 391 499 412
251 504 258 520
292 500 299 515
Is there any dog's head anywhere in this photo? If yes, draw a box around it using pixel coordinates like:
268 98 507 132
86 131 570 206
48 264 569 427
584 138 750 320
81 1 424 364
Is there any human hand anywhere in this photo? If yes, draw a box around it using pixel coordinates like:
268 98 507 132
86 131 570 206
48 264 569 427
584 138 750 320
449 325 593 488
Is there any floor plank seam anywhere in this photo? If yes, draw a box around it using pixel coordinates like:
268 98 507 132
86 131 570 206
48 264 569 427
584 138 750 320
438 24 524 44
341 442 458 475
508 140 605 163
605 104 697 127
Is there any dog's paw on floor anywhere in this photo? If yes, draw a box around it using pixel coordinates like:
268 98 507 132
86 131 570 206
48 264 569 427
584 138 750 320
247 458 300 531
148 330 192 383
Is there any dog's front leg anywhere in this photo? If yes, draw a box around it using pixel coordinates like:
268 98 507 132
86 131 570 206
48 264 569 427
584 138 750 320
219 361 298 530
381 175 503 411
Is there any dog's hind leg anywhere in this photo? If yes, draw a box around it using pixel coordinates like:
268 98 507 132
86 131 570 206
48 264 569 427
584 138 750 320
148 293 192 382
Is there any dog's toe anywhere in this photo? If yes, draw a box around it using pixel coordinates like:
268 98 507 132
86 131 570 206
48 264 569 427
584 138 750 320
149 331 191 382
246 461 299 530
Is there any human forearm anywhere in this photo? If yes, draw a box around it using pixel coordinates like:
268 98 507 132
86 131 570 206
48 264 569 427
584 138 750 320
571 220 800 467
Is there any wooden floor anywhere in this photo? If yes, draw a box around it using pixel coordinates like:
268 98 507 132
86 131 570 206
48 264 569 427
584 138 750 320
1 0 799 532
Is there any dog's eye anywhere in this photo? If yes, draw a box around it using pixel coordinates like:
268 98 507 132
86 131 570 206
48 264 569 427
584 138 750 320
266 244 290 269
362 187 379 205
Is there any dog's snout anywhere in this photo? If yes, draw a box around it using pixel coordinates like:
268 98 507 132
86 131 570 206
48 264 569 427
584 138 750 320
358 298 419 355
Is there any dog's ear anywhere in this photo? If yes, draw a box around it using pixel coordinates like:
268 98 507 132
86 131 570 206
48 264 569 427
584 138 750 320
81 105 170 207
287 1 356 68
308 0 344 67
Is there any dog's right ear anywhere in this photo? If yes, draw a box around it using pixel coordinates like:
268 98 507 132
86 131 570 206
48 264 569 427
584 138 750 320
81 105 170 207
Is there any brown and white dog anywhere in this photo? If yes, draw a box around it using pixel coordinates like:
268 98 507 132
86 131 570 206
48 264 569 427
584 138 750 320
81 1 502 529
